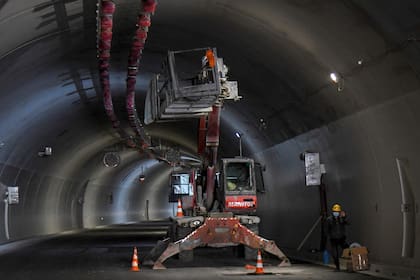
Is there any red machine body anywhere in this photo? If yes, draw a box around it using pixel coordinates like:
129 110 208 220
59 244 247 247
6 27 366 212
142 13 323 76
146 48 290 269
221 157 257 214
225 195 257 211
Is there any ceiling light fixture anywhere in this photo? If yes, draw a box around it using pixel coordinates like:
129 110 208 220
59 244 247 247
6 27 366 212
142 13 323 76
235 132 243 157
139 166 146 182
139 174 146 182
329 72 344 92
330 72 339 83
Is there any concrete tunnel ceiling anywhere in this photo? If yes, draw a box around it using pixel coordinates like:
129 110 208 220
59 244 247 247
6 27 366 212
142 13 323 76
0 0 420 271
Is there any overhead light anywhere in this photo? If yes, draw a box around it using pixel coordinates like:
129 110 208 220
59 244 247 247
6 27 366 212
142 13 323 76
139 166 146 182
329 72 344 92
330 72 339 83
259 118 267 130
235 132 243 157
139 174 146 182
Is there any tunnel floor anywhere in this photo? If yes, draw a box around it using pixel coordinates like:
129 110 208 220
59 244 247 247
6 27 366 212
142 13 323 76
0 222 388 280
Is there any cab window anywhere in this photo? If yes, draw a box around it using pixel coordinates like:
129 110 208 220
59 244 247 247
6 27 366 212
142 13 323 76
225 162 252 192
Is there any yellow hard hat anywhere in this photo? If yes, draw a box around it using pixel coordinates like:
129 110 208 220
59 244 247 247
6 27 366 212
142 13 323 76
332 203 341 212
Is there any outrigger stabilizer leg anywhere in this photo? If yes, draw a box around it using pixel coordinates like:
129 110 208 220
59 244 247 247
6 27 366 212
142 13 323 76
152 217 291 269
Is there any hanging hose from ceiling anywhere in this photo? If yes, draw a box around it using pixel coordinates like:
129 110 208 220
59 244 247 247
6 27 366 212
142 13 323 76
97 1 175 163
97 0 119 129
125 0 157 149
97 0 145 148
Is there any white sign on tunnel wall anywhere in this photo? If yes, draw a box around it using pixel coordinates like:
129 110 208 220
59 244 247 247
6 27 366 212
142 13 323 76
304 153 321 186
7 187 19 204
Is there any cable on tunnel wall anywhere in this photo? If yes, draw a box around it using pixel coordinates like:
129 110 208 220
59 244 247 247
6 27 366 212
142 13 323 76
125 0 157 148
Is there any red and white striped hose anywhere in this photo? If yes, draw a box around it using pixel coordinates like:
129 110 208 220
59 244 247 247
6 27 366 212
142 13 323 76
126 0 157 148
97 0 119 128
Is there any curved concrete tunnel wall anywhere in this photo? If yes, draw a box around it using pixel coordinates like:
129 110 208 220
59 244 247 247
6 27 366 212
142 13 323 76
83 155 174 228
0 0 419 274
253 100 420 267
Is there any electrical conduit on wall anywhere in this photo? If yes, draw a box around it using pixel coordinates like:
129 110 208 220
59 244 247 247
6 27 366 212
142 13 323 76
0 183 9 240
4 199 9 240
396 158 416 258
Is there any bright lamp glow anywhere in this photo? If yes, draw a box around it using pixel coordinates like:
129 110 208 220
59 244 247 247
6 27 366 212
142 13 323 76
235 132 243 157
330 72 344 92
330 72 339 83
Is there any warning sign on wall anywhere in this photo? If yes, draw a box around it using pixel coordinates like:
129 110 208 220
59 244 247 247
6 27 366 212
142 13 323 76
7 186 19 204
305 153 321 186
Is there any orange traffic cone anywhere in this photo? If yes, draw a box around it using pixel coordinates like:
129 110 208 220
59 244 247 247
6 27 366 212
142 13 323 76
131 247 140 271
176 198 184 217
255 250 264 274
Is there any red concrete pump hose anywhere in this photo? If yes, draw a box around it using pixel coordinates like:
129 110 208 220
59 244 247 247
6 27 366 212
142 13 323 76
126 0 157 148
98 0 119 128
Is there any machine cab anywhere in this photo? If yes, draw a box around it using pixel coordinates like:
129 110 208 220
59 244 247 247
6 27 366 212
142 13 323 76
221 158 257 213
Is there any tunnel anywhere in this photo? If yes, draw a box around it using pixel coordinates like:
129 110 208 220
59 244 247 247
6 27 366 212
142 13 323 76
0 0 419 279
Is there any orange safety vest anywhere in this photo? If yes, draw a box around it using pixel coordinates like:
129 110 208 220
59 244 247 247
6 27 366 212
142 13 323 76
206 49 215 68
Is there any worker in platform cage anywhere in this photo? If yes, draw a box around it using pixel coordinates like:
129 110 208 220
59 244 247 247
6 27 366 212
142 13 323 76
326 203 349 271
